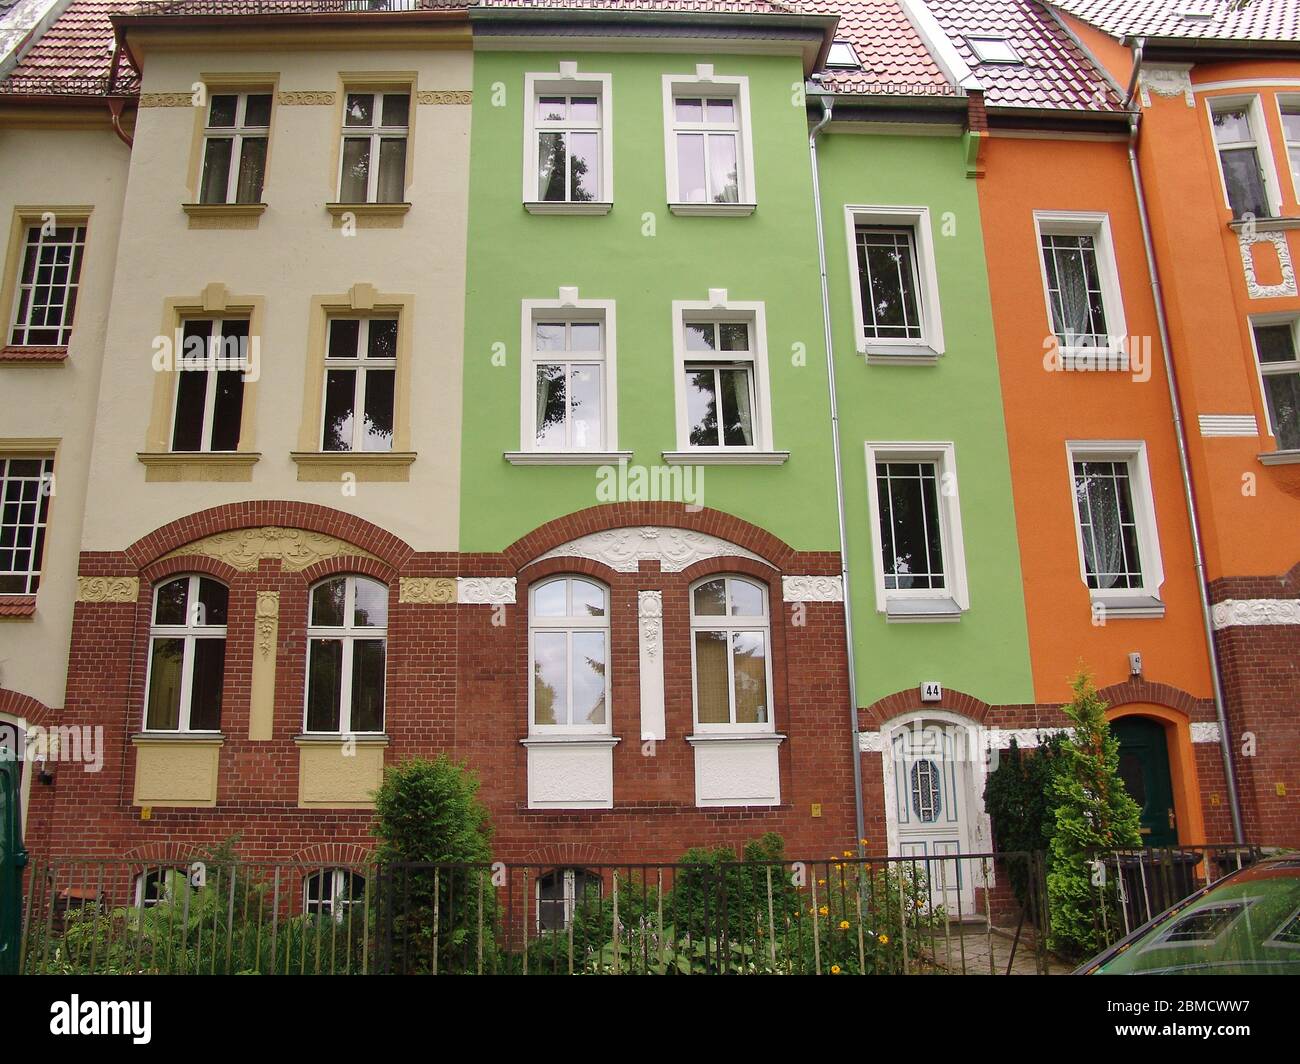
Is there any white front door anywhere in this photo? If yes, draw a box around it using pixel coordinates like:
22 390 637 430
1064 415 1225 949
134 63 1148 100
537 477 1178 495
891 722 974 915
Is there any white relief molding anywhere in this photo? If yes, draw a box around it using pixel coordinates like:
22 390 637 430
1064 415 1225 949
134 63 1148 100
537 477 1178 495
1239 230 1298 299
529 525 769 574
1191 723 1222 744
638 591 666 741
1212 598 1300 629
1139 64 1194 108
782 576 844 602
456 577 517 604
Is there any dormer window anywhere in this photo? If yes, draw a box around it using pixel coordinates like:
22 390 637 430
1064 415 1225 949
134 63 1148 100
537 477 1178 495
826 40 861 70
966 36 1021 65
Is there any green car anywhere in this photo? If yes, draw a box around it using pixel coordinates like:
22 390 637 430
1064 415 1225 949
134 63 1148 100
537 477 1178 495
1077 854 1300 975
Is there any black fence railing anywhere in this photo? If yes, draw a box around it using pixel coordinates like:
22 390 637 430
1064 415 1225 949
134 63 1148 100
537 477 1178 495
16 847 1266 975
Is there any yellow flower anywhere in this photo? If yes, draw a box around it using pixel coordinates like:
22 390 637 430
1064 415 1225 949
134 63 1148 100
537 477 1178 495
878 933 890 945
839 920 850 930
830 964 842 974
915 899 925 909
819 905 829 916
817 878 826 886
843 850 854 858
859 838 869 846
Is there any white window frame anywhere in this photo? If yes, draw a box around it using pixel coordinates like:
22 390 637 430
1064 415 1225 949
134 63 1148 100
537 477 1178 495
825 40 862 70
336 89 410 204
199 90 272 205
523 66 613 214
662 67 756 216
864 442 969 622
688 575 776 734
1065 441 1166 615
1247 314 1300 452
1206 95 1282 219
170 317 249 453
1275 94 1300 205
965 36 1021 65
303 575 388 735
667 292 784 464
8 220 86 347
0 455 54 597
142 574 227 733
321 315 398 453
509 291 623 464
1032 211 1129 364
527 576 612 736
304 868 366 922
844 205 945 362
535 867 602 932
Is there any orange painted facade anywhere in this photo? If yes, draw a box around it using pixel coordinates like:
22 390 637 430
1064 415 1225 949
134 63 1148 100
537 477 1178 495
976 132 1214 706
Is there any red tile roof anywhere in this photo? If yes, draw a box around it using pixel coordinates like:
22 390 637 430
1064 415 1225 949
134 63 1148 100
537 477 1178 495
923 0 1125 111
1050 0 1300 43
803 0 953 93
0 1 133 96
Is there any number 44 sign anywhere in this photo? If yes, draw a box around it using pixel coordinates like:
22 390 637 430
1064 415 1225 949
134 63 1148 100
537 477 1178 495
920 681 942 703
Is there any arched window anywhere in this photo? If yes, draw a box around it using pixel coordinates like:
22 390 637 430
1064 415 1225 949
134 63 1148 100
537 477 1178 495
689 575 772 730
304 868 367 921
528 576 609 732
306 575 388 734
145 575 228 732
537 868 602 932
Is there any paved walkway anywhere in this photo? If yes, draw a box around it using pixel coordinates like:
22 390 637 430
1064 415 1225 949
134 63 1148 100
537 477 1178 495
917 923 1071 975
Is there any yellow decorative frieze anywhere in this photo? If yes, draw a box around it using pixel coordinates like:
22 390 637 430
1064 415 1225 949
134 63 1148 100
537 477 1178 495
139 92 195 108
277 91 337 106
417 90 472 106
76 576 140 603
398 577 456 604
162 526 378 573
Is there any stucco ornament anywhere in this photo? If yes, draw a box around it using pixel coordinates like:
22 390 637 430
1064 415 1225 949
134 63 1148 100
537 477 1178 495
417 90 472 105
781 575 844 602
255 591 279 660
139 92 193 108
277 91 336 106
1239 230 1298 299
162 527 378 572
398 578 457 604
533 526 769 573
1211 598 1300 629
456 577 516 604
1190 723 1222 744
638 590 663 661
76 576 140 603
1138 65 1194 108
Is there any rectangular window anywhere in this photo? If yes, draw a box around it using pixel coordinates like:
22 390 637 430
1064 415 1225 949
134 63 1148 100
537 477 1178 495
338 91 409 204
865 443 968 621
855 227 922 341
321 317 397 452
0 456 53 595
681 319 758 450
1066 442 1164 615
8 222 85 347
199 92 271 205
663 71 755 212
1034 212 1127 357
1280 99 1300 202
535 95 601 203
171 318 249 452
1210 99 1273 219
532 319 604 451
845 207 944 358
1252 321 1300 451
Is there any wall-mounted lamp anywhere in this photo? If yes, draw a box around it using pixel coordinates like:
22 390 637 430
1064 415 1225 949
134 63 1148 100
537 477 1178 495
1128 652 1143 678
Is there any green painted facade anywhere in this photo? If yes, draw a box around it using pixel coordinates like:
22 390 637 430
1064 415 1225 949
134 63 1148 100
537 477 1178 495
815 128 1035 706
460 49 840 554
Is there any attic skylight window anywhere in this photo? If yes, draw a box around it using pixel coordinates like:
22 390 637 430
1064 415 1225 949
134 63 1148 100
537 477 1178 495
1179 0 1218 19
826 40 862 70
966 36 1021 65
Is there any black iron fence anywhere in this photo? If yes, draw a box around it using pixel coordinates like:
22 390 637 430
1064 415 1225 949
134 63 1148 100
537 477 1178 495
14 846 1263 975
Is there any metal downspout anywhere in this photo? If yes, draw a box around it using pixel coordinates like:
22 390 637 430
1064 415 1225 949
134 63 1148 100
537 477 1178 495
1123 39 1244 842
808 91 868 855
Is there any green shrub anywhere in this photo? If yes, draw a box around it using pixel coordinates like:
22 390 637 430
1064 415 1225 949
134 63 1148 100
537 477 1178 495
983 732 1064 912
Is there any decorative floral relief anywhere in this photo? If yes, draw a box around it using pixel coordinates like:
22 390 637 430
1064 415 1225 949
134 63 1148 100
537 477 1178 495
139 93 194 108
398 578 457 604
1190 723 1223 744
1212 598 1300 629
162 527 377 573
1239 230 1298 299
76 577 139 603
277 91 336 106
533 526 769 573
255 591 279 660
638 590 663 661
456 577 516 604
781 576 844 602
1139 66 1194 108
417 90 472 105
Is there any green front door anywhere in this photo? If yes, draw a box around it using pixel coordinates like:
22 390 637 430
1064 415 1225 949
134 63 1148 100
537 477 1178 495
1112 716 1178 846
0 755 24 974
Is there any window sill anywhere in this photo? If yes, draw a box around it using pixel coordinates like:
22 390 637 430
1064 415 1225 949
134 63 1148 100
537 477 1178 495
182 202 266 230
1258 449 1300 466
1229 216 1300 233
137 451 260 482
293 733 390 746
0 595 37 619
685 732 784 745
1091 595 1165 619
668 202 756 217
0 345 67 365
290 450 415 482
520 735 620 748
523 201 613 216
862 344 941 366
1056 348 1131 372
662 449 789 466
325 202 411 228
131 732 226 745
884 597 963 623
504 450 632 466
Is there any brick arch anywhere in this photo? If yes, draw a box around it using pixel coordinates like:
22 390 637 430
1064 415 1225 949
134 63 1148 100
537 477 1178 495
517 842 605 867
291 842 375 867
503 503 799 572
0 688 56 728
1104 701 1208 845
294 556 401 589
124 501 414 570
120 841 204 863
140 552 244 588
861 687 994 729
1096 678 1211 719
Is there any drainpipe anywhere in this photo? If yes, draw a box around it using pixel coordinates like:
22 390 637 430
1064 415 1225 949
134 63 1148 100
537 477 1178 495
807 89 868 857
107 97 133 148
1123 38 1244 843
